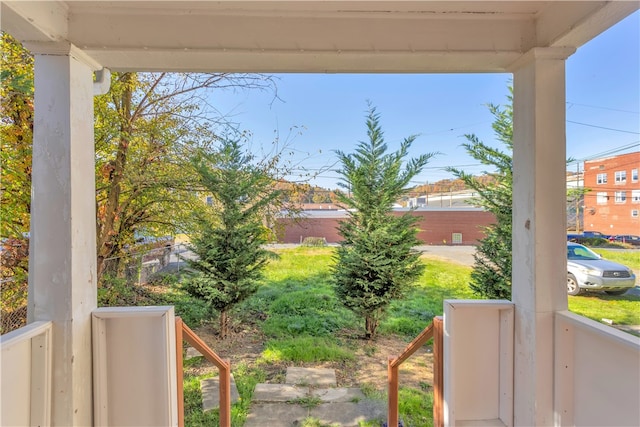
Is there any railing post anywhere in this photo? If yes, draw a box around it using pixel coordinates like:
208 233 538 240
178 319 232 427
175 317 185 427
433 316 444 427
388 356 399 427
219 360 231 427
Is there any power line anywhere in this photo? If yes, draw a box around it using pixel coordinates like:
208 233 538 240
566 120 639 135
566 101 639 115
567 141 640 164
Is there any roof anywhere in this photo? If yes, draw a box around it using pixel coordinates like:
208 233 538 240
3 1 637 73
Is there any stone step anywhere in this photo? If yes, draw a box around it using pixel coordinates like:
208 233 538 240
253 383 307 403
312 387 366 403
310 401 386 426
244 403 309 427
201 374 240 412
244 400 386 427
216 367 386 426
253 383 367 404
285 366 336 387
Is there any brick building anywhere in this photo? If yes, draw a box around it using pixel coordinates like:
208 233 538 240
277 208 495 245
583 151 640 235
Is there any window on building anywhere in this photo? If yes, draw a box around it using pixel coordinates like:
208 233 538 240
632 190 640 203
596 192 608 205
632 210 639 218
632 168 638 183
596 173 607 184
615 170 626 184
615 191 626 203
206 196 213 206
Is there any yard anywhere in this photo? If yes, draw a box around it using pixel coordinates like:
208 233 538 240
141 245 639 426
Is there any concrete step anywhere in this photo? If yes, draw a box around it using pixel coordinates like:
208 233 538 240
201 374 240 412
230 367 386 426
253 383 367 404
244 399 386 427
253 383 307 402
286 366 336 387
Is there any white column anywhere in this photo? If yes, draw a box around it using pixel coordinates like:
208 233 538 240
27 42 98 426
510 47 574 426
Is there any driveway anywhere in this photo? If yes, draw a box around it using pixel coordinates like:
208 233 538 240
416 245 476 267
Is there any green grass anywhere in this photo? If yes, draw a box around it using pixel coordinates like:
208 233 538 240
257 247 476 340
261 336 355 363
593 249 640 271
398 387 434 427
569 293 640 324
381 258 476 337
358 384 434 427
172 245 638 426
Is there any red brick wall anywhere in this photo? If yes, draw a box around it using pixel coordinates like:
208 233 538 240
277 210 496 245
583 152 640 235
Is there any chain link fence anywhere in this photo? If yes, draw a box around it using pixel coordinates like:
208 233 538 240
1 238 29 334
1 239 183 334
1 301 27 334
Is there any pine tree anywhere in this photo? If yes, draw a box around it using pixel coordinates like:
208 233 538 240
333 105 436 339
184 138 279 338
448 95 513 300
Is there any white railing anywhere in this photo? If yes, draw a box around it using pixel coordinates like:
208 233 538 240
555 311 640 426
1 321 52 426
443 300 514 427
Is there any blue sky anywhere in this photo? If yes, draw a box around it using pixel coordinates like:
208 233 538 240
212 11 639 189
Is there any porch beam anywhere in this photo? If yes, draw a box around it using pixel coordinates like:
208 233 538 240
511 47 572 427
28 43 97 426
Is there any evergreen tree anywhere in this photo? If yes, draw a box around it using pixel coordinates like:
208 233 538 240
184 138 280 338
333 105 436 339
448 94 513 300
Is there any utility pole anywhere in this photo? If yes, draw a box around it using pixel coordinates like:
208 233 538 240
575 162 580 233
425 180 429 206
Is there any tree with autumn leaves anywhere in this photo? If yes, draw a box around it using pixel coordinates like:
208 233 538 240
94 72 276 278
1 34 279 286
1 33 33 326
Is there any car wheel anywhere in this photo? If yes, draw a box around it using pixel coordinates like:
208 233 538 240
567 273 582 296
604 289 628 296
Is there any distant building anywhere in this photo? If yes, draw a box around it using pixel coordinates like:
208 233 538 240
407 190 479 209
276 207 495 245
582 151 639 235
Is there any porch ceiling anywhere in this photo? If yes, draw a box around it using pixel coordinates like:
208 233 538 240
2 1 638 72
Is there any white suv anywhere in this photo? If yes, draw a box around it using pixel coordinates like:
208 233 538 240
567 242 636 296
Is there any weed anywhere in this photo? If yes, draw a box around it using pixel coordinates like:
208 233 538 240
288 396 323 408
359 419 385 427
363 345 377 357
398 387 434 427
300 417 340 427
360 382 385 400
302 237 328 247
98 275 138 306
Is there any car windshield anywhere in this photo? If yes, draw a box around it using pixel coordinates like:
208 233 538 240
567 245 601 261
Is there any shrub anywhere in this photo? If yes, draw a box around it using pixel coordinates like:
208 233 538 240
301 237 327 247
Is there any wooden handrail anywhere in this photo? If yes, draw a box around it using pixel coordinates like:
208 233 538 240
176 317 231 427
387 316 443 427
